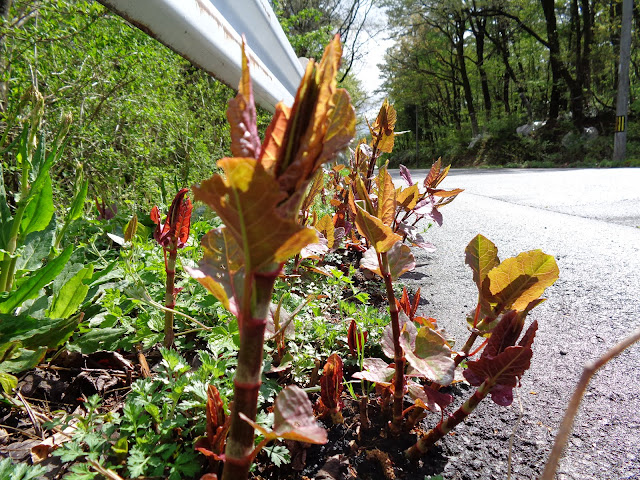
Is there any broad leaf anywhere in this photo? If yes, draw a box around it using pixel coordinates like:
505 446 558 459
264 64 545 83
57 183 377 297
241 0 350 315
375 165 396 226
315 214 336 249
488 250 559 311
464 320 538 406
0 245 72 314
355 205 401 253
396 184 420 211
382 311 416 359
401 327 454 385
185 227 244 316
193 157 317 272
15 215 55 272
227 41 261 160
397 223 436 252
407 381 453 413
465 234 499 294
352 358 395 386
241 386 327 444
300 170 325 218
48 265 94 319
21 175 54 238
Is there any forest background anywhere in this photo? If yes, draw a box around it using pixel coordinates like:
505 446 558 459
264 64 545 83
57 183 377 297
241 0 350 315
1 0 638 212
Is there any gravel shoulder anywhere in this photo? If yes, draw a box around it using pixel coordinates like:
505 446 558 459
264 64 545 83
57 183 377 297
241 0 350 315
393 168 640 480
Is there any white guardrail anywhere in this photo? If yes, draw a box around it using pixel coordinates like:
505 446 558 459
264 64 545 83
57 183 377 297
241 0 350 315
96 0 305 112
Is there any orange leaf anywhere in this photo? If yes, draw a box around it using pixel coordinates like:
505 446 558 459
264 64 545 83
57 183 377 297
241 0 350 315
355 205 401 253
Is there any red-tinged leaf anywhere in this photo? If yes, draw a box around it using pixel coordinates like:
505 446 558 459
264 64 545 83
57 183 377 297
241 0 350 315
259 102 291 172
464 345 534 406
396 184 420 211
273 386 328 444
465 234 500 295
397 286 411 317
359 246 382 277
431 188 464 199
320 354 343 411
386 241 415 280
316 88 356 167
382 311 416 359
151 188 192 248
301 170 325 215
355 205 401 253
371 99 396 153
397 223 436 252
277 36 354 198
193 158 317 272
464 320 538 406
423 159 442 188
411 288 421 318
352 358 395 386
401 327 454 385
185 227 244 316
407 381 453 413
375 165 396 226
413 197 443 226
481 310 524 359
488 249 559 312
347 319 368 356
399 164 413 186
354 175 375 215
227 41 261 159
300 233 329 259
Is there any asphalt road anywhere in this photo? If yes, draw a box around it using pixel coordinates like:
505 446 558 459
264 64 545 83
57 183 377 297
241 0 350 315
389 167 640 479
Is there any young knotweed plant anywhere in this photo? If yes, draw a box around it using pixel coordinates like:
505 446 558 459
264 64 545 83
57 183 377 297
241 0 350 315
405 234 559 458
186 35 355 480
150 188 193 348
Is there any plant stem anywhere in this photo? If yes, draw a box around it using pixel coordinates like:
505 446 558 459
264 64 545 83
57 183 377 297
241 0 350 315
163 248 177 348
406 380 492 459
0 200 29 291
221 272 276 480
540 327 640 480
380 252 405 429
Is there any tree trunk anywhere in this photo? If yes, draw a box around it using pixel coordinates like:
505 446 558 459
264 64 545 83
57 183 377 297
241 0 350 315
455 14 479 137
540 0 564 122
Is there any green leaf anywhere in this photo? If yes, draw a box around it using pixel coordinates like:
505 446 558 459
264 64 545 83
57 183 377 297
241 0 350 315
375 165 396 226
20 175 54 238
49 264 93 319
68 327 128 354
0 313 80 351
465 234 499 294
0 245 72 313
0 347 47 374
0 371 18 393
68 179 88 222
14 215 56 271
488 250 559 312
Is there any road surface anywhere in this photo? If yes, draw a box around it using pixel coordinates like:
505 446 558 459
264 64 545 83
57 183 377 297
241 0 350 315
389 167 640 480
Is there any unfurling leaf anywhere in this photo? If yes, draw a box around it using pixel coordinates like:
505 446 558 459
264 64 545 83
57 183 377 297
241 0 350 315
399 164 413 186
355 205 401 253
319 354 344 413
464 314 538 406
407 382 453 413
195 384 229 462
423 158 449 189
396 184 420 211
227 40 261 160
370 99 396 153
400 327 454 385
193 158 317 272
151 188 192 249
488 250 559 312
347 319 368 356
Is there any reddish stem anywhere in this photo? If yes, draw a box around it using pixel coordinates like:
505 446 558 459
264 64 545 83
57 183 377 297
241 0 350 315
380 252 405 429
406 380 492 459
163 246 177 348
221 272 277 480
